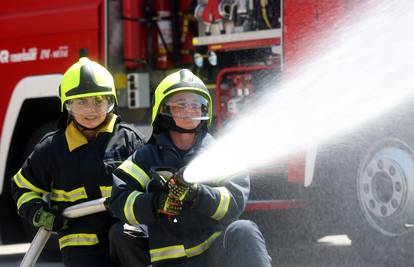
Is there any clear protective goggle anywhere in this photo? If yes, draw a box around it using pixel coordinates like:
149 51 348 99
65 95 115 116
160 92 210 121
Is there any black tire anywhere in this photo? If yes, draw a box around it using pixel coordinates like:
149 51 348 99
308 130 414 263
21 121 61 262
0 195 26 244
348 136 414 263
21 121 58 160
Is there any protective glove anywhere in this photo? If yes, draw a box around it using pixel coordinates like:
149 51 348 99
146 178 166 193
104 197 114 217
149 167 176 188
157 192 182 217
32 206 71 232
170 167 199 203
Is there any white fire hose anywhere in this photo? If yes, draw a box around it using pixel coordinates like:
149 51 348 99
20 198 108 267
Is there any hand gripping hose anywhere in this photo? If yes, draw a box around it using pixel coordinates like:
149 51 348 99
19 198 108 267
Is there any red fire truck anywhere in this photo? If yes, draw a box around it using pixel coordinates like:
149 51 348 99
1 0 413 260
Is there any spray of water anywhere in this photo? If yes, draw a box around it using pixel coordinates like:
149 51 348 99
185 0 414 184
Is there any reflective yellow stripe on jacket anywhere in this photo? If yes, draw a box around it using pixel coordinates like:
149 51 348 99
150 245 186 262
185 231 222 257
50 187 87 202
100 186 112 198
210 187 231 220
118 160 150 189
13 169 48 194
150 231 222 262
17 191 43 210
124 191 142 225
59 233 99 250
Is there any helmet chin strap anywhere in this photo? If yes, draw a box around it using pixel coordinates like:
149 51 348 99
154 115 207 134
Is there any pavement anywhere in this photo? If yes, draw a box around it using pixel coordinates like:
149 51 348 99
0 235 410 266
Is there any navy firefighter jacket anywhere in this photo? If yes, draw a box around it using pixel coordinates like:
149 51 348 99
109 131 250 265
11 114 145 251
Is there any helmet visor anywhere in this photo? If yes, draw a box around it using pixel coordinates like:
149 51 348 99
65 95 115 116
160 92 210 122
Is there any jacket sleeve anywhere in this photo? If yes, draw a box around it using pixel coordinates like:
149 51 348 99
103 123 146 176
190 171 250 223
109 149 160 225
120 123 146 154
11 141 52 224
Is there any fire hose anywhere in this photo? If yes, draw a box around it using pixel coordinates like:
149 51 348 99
19 198 108 267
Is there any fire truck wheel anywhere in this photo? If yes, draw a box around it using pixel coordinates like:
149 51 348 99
347 137 414 262
309 132 414 262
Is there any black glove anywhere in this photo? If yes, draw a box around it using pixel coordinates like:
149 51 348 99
146 178 166 193
157 192 182 217
150 167 176 186
104 198 114 217
32 206 71 232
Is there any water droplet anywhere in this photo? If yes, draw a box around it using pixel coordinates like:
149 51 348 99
364 184 370 193
389 166 396 176
391 199 399 208
381 206 387 216
395 182 402 192
369 199 376 209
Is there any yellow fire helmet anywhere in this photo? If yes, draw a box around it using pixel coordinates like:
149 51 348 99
152 69 212 132
59 57 117 111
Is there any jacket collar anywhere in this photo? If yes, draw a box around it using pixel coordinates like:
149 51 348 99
65 114 118 152
150 131 212 151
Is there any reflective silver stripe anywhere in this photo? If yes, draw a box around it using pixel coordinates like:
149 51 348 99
50 187 87 202
100 186 112 198
58 233 99 250
118 159 150 189
17 191 43 210
210 187 231 220
13 169 48 194
185 231 222 257
124 191 142 225
150 245 186 262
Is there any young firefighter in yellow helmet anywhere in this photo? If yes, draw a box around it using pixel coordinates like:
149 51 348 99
108 69 271 267
11 57 145 267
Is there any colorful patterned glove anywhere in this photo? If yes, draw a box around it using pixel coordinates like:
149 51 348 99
157 192 182 217
171 167 199 203
167 179 190 202
32 206 71 232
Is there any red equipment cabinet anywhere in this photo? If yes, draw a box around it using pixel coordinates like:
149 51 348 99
178 0 197 65
152 0 174 69
122 0 148 69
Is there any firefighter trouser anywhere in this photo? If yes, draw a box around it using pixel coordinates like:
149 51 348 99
110 220 271 267
157 220 272 267
223 220 272 267
109 222 151 267
61 243 116 267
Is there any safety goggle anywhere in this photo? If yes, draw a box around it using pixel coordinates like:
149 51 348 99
166 101 203 112
161 93 210 121
65 96 114 116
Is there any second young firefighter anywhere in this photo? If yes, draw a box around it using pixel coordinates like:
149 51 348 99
11 57 145 267
109 69 271 267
